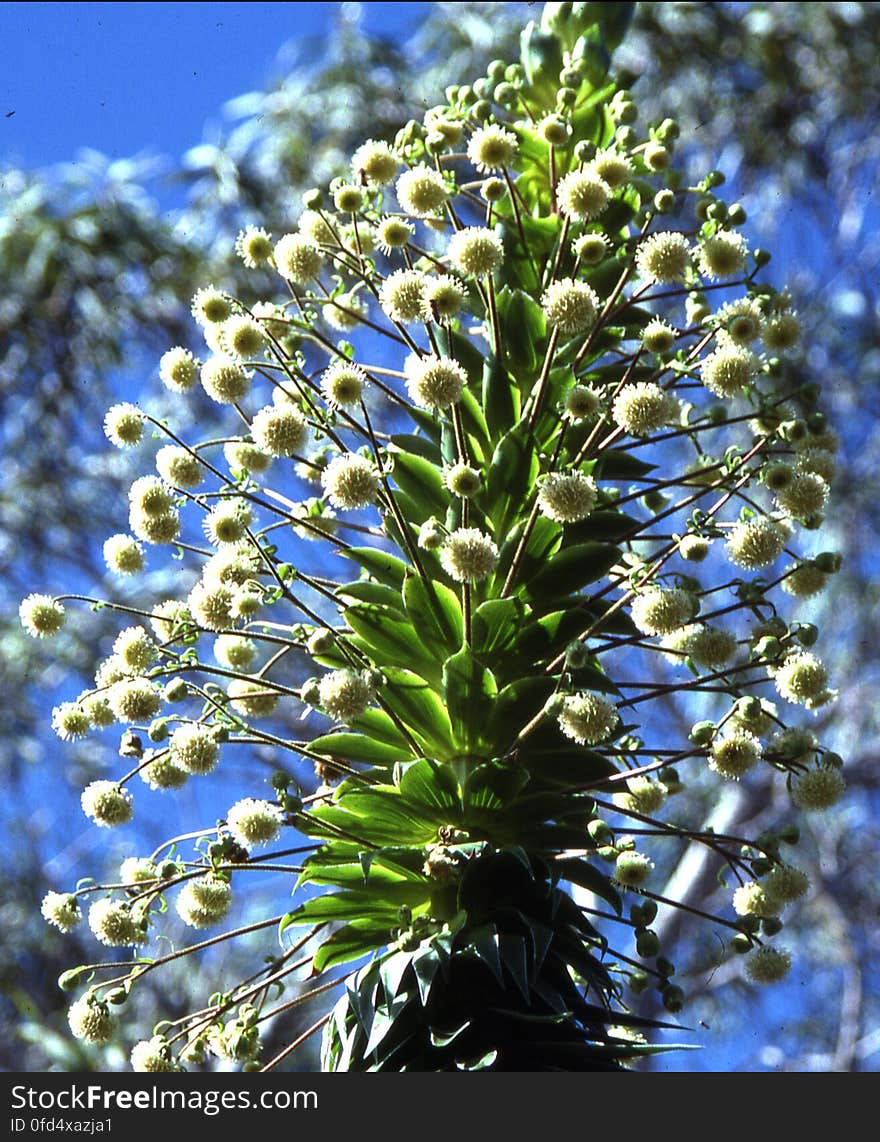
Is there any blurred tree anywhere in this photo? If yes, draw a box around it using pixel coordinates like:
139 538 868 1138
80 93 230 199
3 2 877 1071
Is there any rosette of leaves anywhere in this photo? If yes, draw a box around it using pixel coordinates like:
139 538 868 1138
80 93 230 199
36 1 842 1072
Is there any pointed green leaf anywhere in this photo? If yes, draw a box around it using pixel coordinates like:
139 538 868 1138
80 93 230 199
312 921 391 974
308 732 408 768
403 575 463 656
382 667 455 757
340 547 407 589
389 449 447 522
524 542 620 601
442 648 498 752
486 424 540 535
481 355 519 439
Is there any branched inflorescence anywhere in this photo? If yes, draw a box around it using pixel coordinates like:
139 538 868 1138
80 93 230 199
25 4 844 1072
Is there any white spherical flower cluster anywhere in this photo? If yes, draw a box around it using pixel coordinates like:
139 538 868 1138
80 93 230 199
467 124 518 171
790 766 846 811
641 318 677 354
226 798 284 850
169 723 221 776
697 230 749 279
113 625 158 674
222 315 267 359
321 453 381 511
447 227 504 277
191 286 232 326
214 634 257 670
155 445 204 489
351 139 400 185
318 669 376 722
404 354 467 410
564 384 603 421
88 898 146 947
615 775 668 816
273 233 323 284
612 382 678 436
613 850 653 889
250 404 308 457
701 344 757 398
772 651 833 708
187 581 235 631
708 729 761 780
745 946 791 985
558 693 618 745
635 231 691 283
235 226 274 269
41 891 81 933
20 593 65 638
732 881 778 919
440 528 499 583
109 678 162 723
200 355 252 404
51 702 91 741
589 149 633 189
159 346 200 392
557 168 611 221
379 268 429 324
726 517 789 569
103 403 144 449
68 995 115 1045
396 164 450 216
131 1036 177 1073
631 587 697 636
541 278 600 335
537 471 598 523
81 781 134 828
119 857 158 886
774 472 830 520
227 677 280 718
176 875 232 929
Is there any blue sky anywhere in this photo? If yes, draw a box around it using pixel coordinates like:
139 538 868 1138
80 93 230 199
0 2 430 168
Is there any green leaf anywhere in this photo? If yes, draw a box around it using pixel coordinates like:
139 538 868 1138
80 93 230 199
390 432 442 464
594 449 657 480
348 707 412 750
468 924 504 985
462 760 531 813
396 757 460 815
336 580 407 612
309 732 408 768
523 542 620 601
559 859 622 915
486 423 540 536
495 515 562 589
346 604 439 682
340 547 407 589
442 648 498 752
433 326 486 388
403 575 463 656
389 449 447 523
312 920 393 973
411 944 444 1006
471 597 524 660
382 667 455 757
481 355 519 439
496 287 548 386
565 510 642 544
